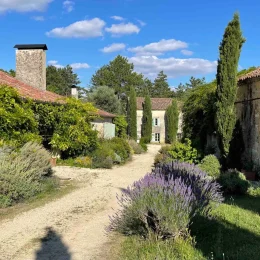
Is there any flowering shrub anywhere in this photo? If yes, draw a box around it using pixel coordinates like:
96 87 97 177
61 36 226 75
153 161 223 211
108 161 223 239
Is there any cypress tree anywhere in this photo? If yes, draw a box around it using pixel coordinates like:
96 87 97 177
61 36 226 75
127 87 137 140
141 95 152 142
215 13 245 158
165 99 179 143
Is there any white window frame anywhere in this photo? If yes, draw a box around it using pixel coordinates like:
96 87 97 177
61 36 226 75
153 118 160 126
155 133 160 142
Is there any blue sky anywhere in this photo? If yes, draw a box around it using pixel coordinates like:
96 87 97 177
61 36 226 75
0 0 259 88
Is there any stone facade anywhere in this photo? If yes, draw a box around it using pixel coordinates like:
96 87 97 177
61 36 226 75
236 77 260 168
137 109 183 143
16 49 46 91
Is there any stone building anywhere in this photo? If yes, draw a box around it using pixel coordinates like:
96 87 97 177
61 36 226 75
136 97 182 143
236 68 260 168
0 44 115 139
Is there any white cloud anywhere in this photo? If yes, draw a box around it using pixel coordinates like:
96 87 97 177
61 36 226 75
128 55 217 79
105 22 140 36
101 43 126 53
46 18 105 38
48 60 90 70
181 49 193 56
111 15 124 21
48 60 64 68
63 0 74 13
70 63 90 69
137 19 146 26
128 39 188 56
0 0 53 13
32 16 45 21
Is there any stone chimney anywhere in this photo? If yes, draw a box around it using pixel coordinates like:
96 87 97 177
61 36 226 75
14 44 48 91
71 85 79 99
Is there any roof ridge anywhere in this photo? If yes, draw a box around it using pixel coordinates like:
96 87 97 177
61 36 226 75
238 67 260 81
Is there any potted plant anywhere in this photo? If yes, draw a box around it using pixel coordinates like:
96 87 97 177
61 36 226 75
50 148 60 167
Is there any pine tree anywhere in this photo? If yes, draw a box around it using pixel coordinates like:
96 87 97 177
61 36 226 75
151 71 172 98
141 96 152 142
127 87 137 140
215 13 245 158
165 100 179 143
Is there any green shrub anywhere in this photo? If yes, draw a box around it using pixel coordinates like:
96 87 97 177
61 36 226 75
0 142 53 207
139 138 148 152
219 169 250 194
118 236 205 260
167 138 198 164
109 137 132 162
0 85 41 145
127 140 144 154
198 154 221 178
92 156 113 169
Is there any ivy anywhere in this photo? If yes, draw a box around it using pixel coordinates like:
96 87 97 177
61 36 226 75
0 85 99 157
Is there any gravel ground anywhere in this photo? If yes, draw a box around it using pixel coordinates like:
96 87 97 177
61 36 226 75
0 144 160 260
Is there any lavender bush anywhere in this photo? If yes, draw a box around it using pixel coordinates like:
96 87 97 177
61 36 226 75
153 161 224 213
108 162 223 239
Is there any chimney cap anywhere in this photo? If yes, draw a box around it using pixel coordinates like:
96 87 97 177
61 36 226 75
14 44 48 50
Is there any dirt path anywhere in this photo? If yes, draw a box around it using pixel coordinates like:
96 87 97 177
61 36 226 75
0 145 160 260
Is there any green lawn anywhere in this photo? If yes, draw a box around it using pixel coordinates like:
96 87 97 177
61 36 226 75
112 195 260 260
191 195 260 260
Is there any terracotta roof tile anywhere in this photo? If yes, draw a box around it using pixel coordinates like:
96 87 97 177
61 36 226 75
97 109 116 118
0 71 64 103
136 97 172 110
238 67 260 82
0 71 116 118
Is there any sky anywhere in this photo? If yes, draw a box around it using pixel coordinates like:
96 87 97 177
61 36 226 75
0 0 259 89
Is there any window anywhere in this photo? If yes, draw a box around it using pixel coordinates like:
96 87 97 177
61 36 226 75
153 118 160 126
155 133 160 142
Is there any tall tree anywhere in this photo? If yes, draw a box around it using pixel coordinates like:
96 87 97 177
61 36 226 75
215 13 245 159
151 71 172 98
165 100 179 144
46 65 80 96
91 55 144 96
141 95 152 142
175 76 206 100
87 86 122 114
127 87 137 140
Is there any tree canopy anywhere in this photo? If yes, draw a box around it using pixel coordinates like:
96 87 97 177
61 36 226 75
151 71 172 98
91 55 145 96
87 86 122 114
46 65 80 96
215 13 245 158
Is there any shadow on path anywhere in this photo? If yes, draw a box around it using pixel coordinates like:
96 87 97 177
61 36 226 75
35 227 71 260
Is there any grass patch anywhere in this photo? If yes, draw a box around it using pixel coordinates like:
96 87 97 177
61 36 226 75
0 178 76 221
111 235 205 260
191 195 260 260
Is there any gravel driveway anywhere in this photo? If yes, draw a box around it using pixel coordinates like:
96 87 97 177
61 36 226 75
0 144 160 260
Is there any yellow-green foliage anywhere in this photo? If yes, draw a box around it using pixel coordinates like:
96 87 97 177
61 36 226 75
0 85 41 145
198 154 221 178
74 156 92 168
118 236 205 260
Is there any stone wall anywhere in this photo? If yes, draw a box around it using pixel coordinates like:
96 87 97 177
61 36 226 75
16 49 46 91
236 78 260 168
